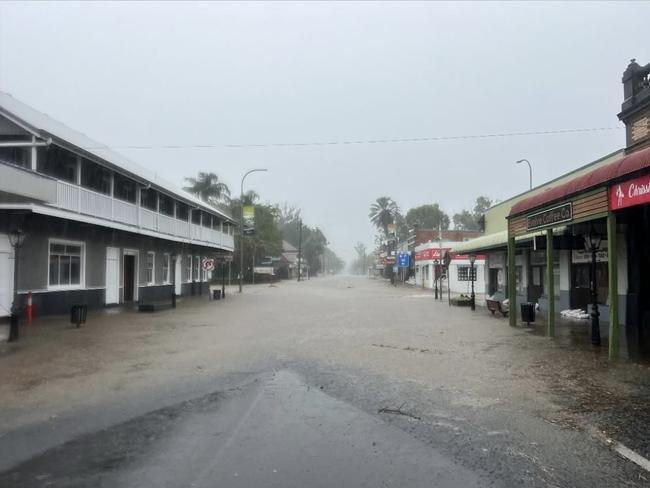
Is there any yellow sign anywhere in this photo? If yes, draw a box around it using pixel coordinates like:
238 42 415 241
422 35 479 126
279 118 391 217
243 206 255 235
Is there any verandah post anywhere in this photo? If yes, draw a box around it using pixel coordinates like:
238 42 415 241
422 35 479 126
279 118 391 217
608 211 619 359
546 228 555 337
508 236 517 327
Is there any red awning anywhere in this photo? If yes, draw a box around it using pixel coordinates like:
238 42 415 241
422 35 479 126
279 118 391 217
509 146 650 217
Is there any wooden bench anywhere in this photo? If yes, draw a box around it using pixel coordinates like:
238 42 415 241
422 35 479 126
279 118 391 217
486 299 508 317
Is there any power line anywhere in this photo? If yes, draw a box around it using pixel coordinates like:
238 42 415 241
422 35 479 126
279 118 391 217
87 126 624 151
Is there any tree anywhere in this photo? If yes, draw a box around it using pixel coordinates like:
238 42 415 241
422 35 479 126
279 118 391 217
452 196 493 231
369 197 400 235
184 172 230 206
275 203 302 226
405 204 450 230
351 242 369 275
452 210 478 230
323 248 345 274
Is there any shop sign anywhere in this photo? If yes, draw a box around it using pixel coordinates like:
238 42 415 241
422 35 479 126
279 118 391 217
526 203 572 231
415 247 450 261
572 240 608 264
610 174 650 210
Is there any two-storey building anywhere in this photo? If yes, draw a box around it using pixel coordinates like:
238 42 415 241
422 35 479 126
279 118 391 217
0 92 236 317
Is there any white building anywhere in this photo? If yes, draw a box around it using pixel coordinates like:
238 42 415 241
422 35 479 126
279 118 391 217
414 241 486 301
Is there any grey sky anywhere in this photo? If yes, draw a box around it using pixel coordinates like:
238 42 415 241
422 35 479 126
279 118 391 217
1 2 649 262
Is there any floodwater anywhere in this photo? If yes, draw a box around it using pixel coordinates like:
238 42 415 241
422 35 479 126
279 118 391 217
1 276 649 486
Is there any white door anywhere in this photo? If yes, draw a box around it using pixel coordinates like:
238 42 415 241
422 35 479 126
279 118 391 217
0 235 13 317
105 247 120 305
174 256 182 295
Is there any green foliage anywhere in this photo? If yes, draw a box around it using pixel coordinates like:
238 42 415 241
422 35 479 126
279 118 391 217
405 204 450 230
184 172 230 206
452 196 492 231
369 197 400 235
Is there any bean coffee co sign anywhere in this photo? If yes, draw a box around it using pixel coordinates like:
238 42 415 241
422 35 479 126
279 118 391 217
610 173 650 211
526 203 573 231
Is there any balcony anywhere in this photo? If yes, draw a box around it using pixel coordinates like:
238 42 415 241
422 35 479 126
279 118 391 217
52 180 233 250
0 162 57 203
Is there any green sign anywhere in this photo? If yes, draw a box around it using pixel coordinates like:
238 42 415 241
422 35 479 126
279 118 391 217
243 205 255 235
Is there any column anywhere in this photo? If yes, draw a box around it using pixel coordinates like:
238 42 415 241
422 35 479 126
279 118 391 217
546 228 555 337
508 236 517 327
31 136 38 171
608 211 619 359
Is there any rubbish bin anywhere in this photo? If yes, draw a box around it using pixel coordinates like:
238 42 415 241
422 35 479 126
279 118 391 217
520 302 535 325
212 289 221 300
70 304 87 328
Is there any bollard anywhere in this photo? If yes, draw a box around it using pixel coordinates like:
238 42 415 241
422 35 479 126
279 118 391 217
171 291 176 309
8 313 19 342
70 304 87 328
25 292 33 325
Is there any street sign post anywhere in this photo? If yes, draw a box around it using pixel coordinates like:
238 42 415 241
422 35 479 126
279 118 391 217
397 252 410 268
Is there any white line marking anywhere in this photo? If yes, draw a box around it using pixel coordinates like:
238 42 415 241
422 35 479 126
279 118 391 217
613 442 650 473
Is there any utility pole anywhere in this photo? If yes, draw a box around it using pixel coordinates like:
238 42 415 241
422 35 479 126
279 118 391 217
297 219 303 282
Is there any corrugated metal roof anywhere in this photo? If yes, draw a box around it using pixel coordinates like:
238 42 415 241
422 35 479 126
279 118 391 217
0 91 235 223
509 146 650 217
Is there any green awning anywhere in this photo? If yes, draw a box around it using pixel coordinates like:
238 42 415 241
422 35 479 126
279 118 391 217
451 227 568 254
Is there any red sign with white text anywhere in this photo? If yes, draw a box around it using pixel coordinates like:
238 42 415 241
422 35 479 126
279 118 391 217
610 174 650 210
415 248 485 262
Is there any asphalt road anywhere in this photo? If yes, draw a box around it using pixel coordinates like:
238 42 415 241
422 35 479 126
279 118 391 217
1 276 649 487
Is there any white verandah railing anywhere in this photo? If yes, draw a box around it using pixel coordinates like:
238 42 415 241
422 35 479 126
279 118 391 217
53 180 233 250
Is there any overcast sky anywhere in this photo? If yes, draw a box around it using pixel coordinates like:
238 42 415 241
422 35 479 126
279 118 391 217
1 2 649 262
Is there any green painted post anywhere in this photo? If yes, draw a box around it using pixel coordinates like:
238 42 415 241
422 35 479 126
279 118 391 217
608 211 619 359
546 228 555 337
508 236 517 327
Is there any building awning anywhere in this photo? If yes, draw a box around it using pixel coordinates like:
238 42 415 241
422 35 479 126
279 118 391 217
509 145 650 217
451 227 569 254
450 231 508 254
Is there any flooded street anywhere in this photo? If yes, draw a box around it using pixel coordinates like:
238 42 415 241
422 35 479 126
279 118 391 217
1 276 650 486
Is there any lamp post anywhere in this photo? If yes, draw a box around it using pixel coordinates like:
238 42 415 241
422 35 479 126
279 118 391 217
469 253 476 311
239 169 267 293
8 227 26 342
433 259 439 299
584 229 602 346
516 159 533 190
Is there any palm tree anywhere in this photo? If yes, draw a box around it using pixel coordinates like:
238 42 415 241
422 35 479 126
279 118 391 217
184 172 230 206
369 196 399 235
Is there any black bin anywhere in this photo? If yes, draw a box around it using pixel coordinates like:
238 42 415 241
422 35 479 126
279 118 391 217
213 289 221 300
70 304 87 328
520 302 535 325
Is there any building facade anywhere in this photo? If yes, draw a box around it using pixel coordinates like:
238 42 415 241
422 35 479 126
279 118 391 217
0 92 236 317
453 59 650 359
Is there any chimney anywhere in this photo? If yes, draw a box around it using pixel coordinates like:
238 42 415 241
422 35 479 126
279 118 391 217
618 59 650 153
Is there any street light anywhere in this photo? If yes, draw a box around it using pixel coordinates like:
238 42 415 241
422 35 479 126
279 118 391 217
239 168 267 293
583 228 602 346
8 227 26 342
468 253 476 311
516 159 533 190
433 259 439 299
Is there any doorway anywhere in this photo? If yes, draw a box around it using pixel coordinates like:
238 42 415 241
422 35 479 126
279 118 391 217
174 255 182 296
123 250 138 302
0 234 13 317
105 247 120 305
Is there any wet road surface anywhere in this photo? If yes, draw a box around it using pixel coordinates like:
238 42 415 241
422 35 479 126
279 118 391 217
1 276 650 486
